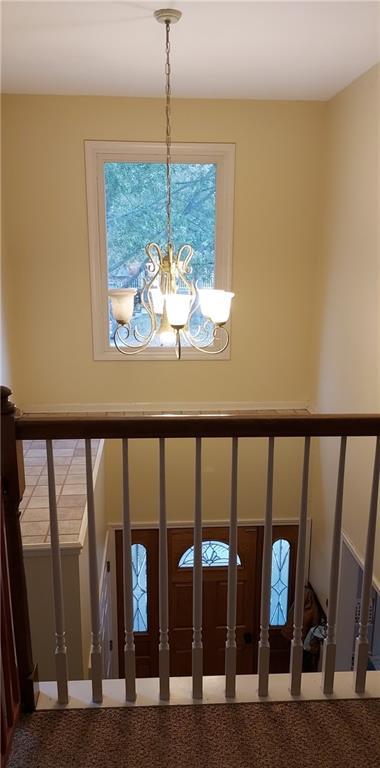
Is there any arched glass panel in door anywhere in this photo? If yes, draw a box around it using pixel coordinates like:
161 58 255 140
178 540 242 568
270 538 290 626
131 543 148 632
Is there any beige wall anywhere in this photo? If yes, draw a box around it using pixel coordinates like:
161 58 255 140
310 65 380 603
1 288 12 387
2 94 324 408
3 84 378 592
106 436 306 525
1 162 12 387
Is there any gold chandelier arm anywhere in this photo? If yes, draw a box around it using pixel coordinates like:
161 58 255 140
145 242 163 272
182 324 230 355
176 255 196 297
112 256 160 354
186 282 201 325
140 278 158 331
188 316 214 342
177 243 194 274
113 324 157 355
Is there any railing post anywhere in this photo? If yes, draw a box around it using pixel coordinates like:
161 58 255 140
322 436 347 695
192 437 203 700
289 435 311 696
122 439 136 702
1 386 38 712
258 437 275 697
85 439 103 703
46 440 69 705
225 437 239 699
159 437 170 701
354 435 380 694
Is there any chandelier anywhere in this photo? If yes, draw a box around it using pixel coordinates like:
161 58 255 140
108 8 234 359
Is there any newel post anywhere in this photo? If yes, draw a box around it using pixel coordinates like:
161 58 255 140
1 386 38 711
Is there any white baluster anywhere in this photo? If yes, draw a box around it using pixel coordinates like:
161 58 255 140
354 435 380 694
122 439 136 702
159 437 170 701
46 440 68 705
85 438 102 703
290 436 311 696
225 437 239 698
322 436 347 694
258 437 275 697
192 437 203 700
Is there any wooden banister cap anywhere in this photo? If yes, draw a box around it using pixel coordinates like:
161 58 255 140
1 386 15 415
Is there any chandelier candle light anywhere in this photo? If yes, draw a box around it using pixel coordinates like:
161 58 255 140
109 8 234 358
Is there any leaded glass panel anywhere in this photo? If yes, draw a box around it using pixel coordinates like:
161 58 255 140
178 540 241 568
270 538 290 626
131 543 147 632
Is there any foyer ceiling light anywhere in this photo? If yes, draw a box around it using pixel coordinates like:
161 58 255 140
108 8 234 359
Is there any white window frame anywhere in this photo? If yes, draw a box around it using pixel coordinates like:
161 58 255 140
85 141 235 361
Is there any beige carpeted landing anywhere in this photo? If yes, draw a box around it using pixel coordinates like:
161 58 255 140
7 699 380 768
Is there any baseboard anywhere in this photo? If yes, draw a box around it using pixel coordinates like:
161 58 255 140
36 671 380 710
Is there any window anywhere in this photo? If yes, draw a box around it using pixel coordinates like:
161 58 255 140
132 543 148 632
178 540 242 568
85 141 235 360
270 539 290 626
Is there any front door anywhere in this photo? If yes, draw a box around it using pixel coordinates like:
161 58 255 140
115 524 298 678
168 527 260 676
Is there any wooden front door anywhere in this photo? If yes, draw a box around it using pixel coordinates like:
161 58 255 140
115 525 298 678
168 527 260 676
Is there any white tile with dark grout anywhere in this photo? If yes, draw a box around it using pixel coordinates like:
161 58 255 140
21 439 101 549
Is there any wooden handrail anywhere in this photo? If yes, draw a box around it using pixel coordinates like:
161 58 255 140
15 411 380 440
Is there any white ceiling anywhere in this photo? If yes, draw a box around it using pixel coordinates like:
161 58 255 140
2 1 380 100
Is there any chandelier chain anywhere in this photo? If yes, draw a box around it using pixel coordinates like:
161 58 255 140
165 20 172 247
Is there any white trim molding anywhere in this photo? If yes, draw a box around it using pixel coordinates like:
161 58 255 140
108 519 305 529
37 671 380 710
342 532 380 596
84 140 235 362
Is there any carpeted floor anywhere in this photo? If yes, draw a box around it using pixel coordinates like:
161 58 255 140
7 699 380 768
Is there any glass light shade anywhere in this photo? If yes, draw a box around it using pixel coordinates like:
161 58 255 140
198 289 234 324
157 312 176 345
150 287 165 315
159 329 176 346
165 294 193 328
109 289 136 325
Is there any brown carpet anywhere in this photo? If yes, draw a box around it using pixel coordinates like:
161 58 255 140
7 699 380 768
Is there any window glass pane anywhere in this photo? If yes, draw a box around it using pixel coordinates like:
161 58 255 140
270 539 290 626
178 540 241 568
131 543 147 632
104 162 216 347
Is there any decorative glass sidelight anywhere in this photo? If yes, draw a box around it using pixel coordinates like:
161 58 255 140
270 538 290 626
178 540 242 568
131 543 148 632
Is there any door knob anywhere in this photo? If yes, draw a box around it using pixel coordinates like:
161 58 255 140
243 632 253 644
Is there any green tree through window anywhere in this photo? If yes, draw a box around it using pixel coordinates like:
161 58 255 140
104 162 217 345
